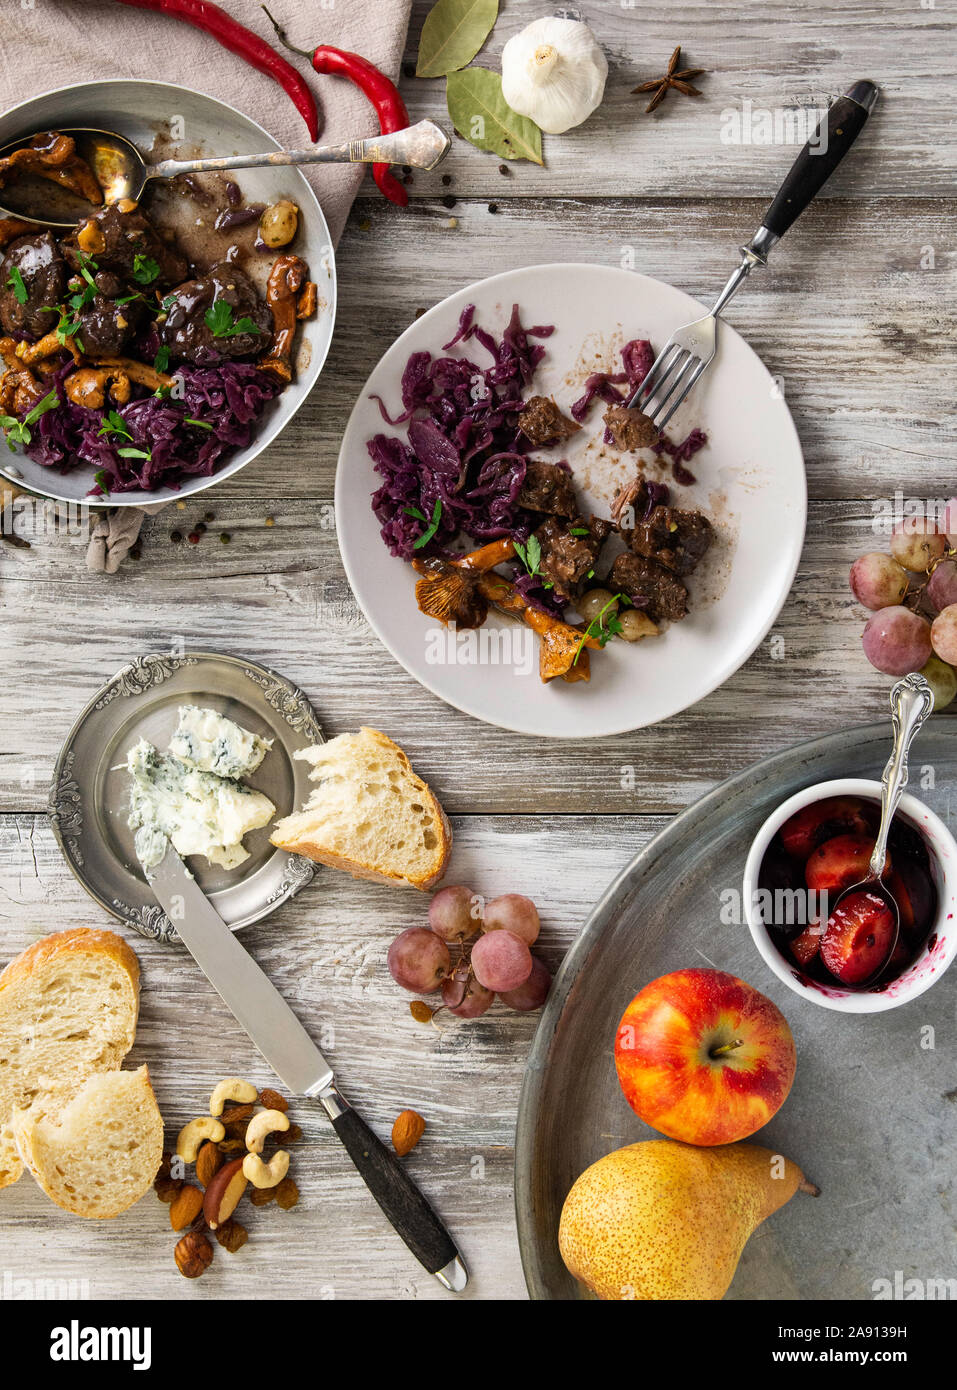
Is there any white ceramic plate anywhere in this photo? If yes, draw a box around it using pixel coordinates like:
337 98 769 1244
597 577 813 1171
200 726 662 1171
0 80 336 506
335 263 806 739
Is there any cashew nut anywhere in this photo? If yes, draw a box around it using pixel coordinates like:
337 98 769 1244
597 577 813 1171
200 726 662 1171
209 1077 258 1117
176 1116 226 1162
244 1108 290 1155
242 1149 290 1189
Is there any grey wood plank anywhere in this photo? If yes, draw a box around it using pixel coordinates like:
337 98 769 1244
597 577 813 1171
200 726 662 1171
393 0 956 197
68 193 948 503
0 810 667 1301
0 499 949 818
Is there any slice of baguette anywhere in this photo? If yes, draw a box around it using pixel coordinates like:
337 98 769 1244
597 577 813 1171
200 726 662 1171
270 727 451 890
14 1066 163 1218
0 928 140 1190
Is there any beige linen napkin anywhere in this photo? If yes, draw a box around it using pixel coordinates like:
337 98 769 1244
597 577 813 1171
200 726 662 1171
0 0 413 569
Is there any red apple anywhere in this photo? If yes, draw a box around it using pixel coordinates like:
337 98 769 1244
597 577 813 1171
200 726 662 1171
614 968 797 1146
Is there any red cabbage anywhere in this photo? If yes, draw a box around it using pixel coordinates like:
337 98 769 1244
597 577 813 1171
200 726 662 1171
24 360 279 495
369 303 551 560
571 338 653 422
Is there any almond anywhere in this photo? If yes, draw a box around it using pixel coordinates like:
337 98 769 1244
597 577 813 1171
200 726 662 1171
391 1109 426 1157
196 1141 223 1189
169 1184 204 1231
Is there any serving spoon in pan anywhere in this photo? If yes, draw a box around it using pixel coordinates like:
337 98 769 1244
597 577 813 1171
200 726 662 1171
0 119 450 227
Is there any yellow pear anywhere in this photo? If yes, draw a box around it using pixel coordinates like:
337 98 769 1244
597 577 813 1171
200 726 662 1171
559 1139 817 1300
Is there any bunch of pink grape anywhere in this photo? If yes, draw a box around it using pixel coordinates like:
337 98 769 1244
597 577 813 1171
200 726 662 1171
387 886 551 1019
850 503 957 708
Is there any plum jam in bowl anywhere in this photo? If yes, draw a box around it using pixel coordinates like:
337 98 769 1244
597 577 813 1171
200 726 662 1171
743 778 957 1013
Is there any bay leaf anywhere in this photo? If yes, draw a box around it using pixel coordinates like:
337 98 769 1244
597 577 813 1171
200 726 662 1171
416 0 499 79
446 68 544 165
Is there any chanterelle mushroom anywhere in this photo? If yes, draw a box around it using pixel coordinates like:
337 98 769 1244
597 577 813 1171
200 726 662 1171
411 538 516 630
260 254 309 383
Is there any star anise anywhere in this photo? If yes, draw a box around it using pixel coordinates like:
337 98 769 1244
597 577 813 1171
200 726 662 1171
632 46 706 114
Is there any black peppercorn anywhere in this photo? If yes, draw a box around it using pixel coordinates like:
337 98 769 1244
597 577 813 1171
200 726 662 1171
441 194 456 209
488 203 499 214
169 530 182 543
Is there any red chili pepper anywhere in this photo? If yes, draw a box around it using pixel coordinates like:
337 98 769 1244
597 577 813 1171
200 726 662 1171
263 6 409 207
115 0 321 142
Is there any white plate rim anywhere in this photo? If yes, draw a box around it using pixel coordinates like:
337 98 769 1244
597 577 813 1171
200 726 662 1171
335 261 807 739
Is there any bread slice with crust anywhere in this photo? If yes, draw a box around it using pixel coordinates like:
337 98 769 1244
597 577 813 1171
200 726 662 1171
0 928 140 1190
14 1066 163 1218
270 727 451 890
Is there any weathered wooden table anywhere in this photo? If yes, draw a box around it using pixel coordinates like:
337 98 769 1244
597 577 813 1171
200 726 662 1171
1 0 954 1300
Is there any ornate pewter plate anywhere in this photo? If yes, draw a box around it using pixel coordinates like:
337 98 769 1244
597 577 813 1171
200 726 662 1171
515 721 957 1300
49 651 323 944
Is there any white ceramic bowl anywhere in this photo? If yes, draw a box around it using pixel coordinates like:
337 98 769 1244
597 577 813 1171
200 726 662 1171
0 80 336 507
743 778 957 1013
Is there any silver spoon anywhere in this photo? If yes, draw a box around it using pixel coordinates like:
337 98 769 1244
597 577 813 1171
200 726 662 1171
824 672 934 989
0 120 450 227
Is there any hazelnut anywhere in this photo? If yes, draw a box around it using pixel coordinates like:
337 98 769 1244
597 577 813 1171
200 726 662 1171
174 1230 213 1279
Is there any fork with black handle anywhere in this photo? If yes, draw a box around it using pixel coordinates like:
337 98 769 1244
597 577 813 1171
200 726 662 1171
630 80 880 430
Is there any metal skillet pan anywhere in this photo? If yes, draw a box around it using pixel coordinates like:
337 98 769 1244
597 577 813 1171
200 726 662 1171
516 720 957 1300
0 79 336 506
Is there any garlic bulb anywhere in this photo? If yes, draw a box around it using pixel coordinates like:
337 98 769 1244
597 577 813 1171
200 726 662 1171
501 16 608 135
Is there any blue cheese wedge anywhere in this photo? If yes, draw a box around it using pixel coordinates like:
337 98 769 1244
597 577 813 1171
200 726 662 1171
127 738 275 871
168 705 272 779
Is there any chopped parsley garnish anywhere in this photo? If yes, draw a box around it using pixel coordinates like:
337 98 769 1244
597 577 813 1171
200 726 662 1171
160 293 177 313
514 534 542 577
153 345 171 374
53 306 85 347
0 389 59 450
403 498 443 549
132 253 161 285
98 410 132 442
513 534 553 590
93 469 111 497
573 593 625 665
203 300 263 339
569 527 590 536
6 266 27 306
184 417 213 430
98 413 152 462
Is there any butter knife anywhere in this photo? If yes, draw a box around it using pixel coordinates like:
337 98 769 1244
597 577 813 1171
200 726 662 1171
148 847 468 1292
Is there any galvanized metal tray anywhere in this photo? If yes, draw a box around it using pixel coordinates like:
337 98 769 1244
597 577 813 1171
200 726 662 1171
516 721 957 1300
49 650 323 945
